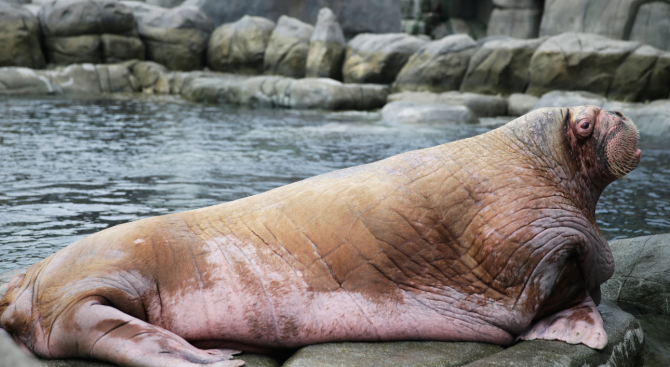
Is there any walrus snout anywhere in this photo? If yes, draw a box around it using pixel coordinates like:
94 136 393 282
601 110 640 178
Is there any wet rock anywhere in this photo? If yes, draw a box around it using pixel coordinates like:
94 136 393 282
0 330 44 367
343 33 428 84
306 8 345 80
146 0 185 8
526 32 640 97
0 2 45 69
507 93 539 116
288 78 389 110
125 2 213 71
283 341 501 367
538 0 641 40
179 73 249 103
640 52 670 102
381 101 479 125
263 16 314 78
207 16 276 75
40 63 140 94
623 100 670 137
465 301 644 367
0 67 57 95
531 90 607 110
486 8 541 39
629 2 670 52
236 353 281 367
39 0 142 65
393 34 477 93
608 45 665 102
602 234 670 315
131 61 171 94
460 37 544 95
388 91 507 117
180 0 402 39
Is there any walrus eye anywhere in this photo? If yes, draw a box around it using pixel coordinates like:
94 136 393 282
576 119 593 138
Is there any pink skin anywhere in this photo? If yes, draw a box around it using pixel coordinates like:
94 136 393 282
0 106 641 366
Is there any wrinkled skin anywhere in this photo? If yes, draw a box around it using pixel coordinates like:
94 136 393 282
0 106 641 367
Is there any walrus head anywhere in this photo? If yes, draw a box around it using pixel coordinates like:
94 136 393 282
564 106 641 189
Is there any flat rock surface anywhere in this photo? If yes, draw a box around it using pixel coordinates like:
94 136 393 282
381 101 479 125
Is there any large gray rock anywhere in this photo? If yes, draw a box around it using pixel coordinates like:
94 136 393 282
0 330 44 367
630 2 670 52
539 0 643 40
393 34 477 93
39 0 142 65
639 52 670 101
531 90 608 110
207 16 276 75
125 2 213 71
0 67 57 95
146 0 185 8
486 8 541 39
381 101 479 125
507 93 539 116
388 90 507 117
180 0 402 39
343 33 428 84
624 100 670 136
602 234 670 315
526 32 640 97
306 8 345 80
39 63 140 94
464 301 644 367
608 45 665 102
283 341 502 367
460 37 544 95
0 2 45 69
263 16 314 78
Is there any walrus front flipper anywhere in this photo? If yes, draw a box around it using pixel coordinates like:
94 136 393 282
517 295 607 349
50 297 244 367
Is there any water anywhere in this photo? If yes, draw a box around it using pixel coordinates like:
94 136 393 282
0 97 669 272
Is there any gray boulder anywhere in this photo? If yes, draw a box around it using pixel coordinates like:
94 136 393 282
526 32 640 97
393 34 477 93
130 60 172 94
639 52 670 101
343 33 428 84
0 330 44 367
283 341 502 367
125 2 213 71
207 16 276 75
0 2 45 69
39 0 142 65
507 93 539 116
381 101 479 125
465 301 644 367
0 67 56 95
624 100 670 136
486 8 541 39
146 0 185 8
602 234 670 315
531 90 607 110
180 0 402 39
263 16 314 78
388 90 507 117
538 0 641 40
288 78 389 110
460 37 544 95
40 63 140 94
608 45 664 102
305 8 345 80
630 2 670 52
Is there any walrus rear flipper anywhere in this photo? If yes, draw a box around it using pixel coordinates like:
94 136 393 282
51 297 244 367
517 294 607 349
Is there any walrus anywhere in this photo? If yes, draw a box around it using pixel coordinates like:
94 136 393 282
0 106 640 366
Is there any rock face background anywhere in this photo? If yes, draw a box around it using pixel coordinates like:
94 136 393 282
305 7 345 80
0 2 45 69
263 16 314 78
207 16 276 75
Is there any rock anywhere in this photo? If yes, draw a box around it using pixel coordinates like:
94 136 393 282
465 300 644 367
387 91 440 104
507 93 539 116
0 330 44 367
639 52 670 102
486 8 541 39
146 0 185 8
602 234 670 315
401 19 426 36
0 67 57 95
288 78 389 110
526 32 640 97
236 353 281 367
0 2 45 69
130 61 171 94
40 63 140 94
531 90 607 110
381 101 479 125
180 0 402 39
283 341 502 367
125 2 213 71
263 16 314 78
39 0 142 65
343 33 428 84
492 0 542 8
623 100 670 136
306 8 345 80
608 45 663 102
388 90 507 117
393 34 477 93
629 2 670 52
538 0 641 40
460 37 544 95
207 16 276 75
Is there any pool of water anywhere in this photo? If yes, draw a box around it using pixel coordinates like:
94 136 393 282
0 96 669 272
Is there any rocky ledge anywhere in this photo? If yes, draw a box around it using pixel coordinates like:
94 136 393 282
4 233 670 367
